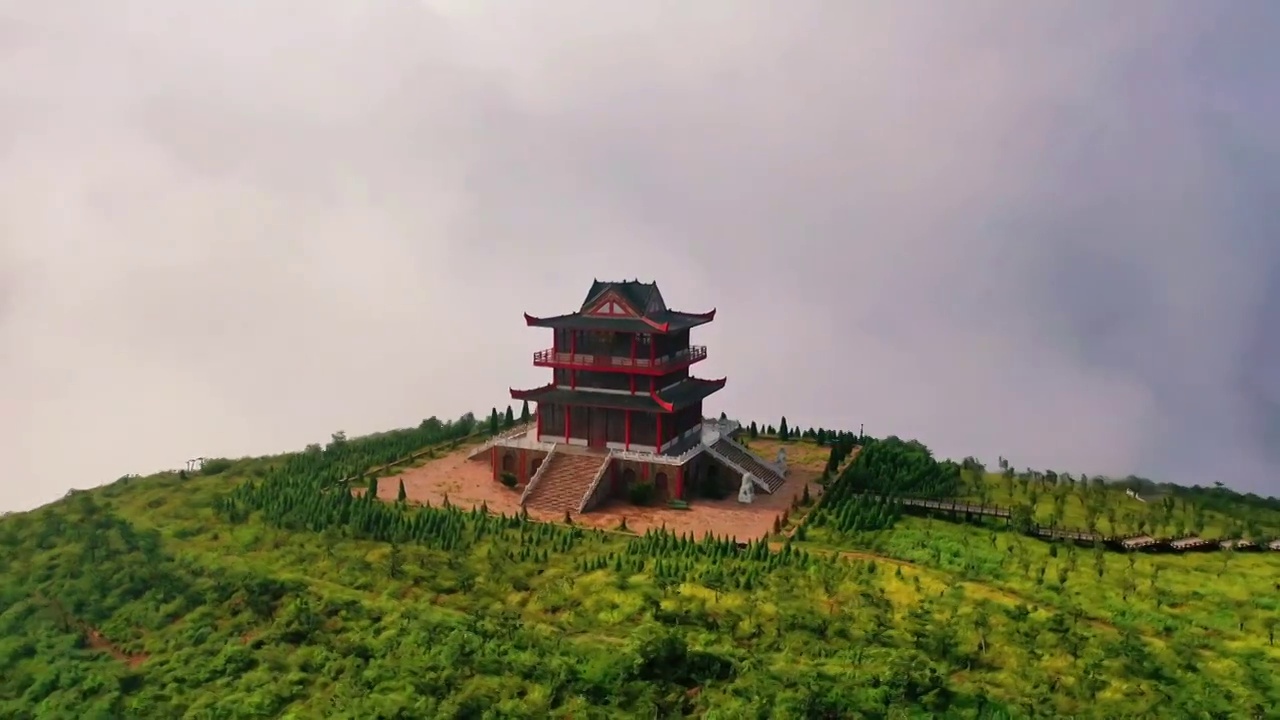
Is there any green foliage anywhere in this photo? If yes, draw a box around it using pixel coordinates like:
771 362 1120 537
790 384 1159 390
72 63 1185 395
520 401 531 423
499 472 518 488
200 458 235 476
628 481 656 507
841 436 962 498
810 492 903 534
4 413 1279 719
953 459 1280 541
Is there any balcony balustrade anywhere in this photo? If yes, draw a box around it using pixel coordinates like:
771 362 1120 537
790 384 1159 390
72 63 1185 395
532 345 707 374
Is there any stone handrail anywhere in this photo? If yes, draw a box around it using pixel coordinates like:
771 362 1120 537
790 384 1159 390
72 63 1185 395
708 418 742 436
610 441 707 467
519 445 557 506
675 443 707 463
466 422 533 460
577 451 615 513
704 443 771 493
717 432 786 476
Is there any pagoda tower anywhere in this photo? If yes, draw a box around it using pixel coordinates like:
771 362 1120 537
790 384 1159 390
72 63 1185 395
478 280 788 516
514 280 724 453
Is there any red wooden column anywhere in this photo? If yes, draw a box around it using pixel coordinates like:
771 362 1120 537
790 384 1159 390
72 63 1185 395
675 465 684 500
624 410 632 450
629 334 637 394
656 413 663 451
570 331 577 389
536 405 543 439
565 405 572 441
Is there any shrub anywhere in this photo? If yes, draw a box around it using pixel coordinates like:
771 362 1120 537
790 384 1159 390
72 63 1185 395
629 481 656 506
499 472 518 488
201 458 235 476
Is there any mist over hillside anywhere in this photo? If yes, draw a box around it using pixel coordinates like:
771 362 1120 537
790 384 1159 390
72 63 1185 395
3 2 1280 512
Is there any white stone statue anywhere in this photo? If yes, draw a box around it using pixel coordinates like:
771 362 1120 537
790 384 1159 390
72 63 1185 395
775 447 788 475
738 473 755 503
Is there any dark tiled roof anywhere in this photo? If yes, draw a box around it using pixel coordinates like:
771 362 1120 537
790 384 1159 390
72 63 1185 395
511 378 725 411
581 280 665 314
656 377 727 410
524 310 714 333
524 280 714 333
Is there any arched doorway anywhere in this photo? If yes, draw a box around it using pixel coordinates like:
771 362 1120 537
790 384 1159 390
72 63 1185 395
655 471 669 500
704 464 721 498
621 467 637 489
501 452 516 474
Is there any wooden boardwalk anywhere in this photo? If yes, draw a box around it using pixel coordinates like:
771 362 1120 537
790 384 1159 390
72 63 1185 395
863 494 1011 519
857 493 1276 553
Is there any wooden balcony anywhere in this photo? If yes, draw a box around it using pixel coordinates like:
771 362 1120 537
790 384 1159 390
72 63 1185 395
532 345 707 375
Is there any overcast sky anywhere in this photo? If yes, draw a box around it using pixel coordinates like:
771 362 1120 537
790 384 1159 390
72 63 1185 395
3 1 1278 511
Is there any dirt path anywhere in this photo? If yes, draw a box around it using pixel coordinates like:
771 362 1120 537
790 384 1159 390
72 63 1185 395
35 594 148 668
84 627 148 668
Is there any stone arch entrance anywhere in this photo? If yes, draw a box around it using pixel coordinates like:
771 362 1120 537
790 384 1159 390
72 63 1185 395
501 452 516 474
621 467 637 488
654 471 669 500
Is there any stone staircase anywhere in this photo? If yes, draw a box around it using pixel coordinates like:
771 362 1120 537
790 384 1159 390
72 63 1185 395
709 439 787 493
524 450 610 514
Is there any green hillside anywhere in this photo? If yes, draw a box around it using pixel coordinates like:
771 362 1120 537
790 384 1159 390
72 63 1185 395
2 418 1278 718
952 458 1280 540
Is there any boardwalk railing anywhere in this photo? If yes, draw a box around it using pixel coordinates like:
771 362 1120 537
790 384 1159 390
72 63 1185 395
860 493 1012 519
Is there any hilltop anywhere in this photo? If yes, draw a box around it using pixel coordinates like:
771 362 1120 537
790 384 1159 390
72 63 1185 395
2 412 1278 718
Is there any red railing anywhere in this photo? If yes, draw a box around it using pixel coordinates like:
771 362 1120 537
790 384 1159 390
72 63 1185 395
532 345 707 373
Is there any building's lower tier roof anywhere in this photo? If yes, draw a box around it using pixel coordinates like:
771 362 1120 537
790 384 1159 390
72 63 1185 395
510 377 726 412
523 309 715 334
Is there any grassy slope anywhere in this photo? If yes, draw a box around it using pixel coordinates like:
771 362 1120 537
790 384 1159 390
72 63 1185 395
798 510 1280 716
2 433 1278 718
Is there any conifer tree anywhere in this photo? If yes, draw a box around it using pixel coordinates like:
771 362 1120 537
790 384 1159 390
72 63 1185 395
520 401 531 423
504 405 515 428
489 408 500 435
397 479 407 504
749 421 758 439
778 417 789 440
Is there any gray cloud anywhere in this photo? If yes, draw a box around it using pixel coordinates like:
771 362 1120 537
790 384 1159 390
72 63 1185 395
3 0 1278 511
